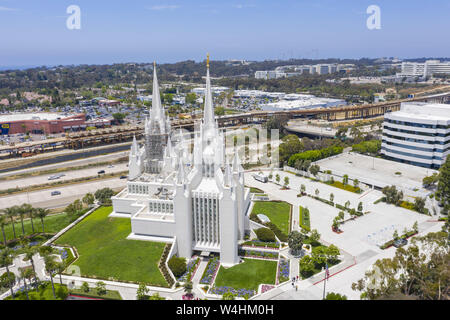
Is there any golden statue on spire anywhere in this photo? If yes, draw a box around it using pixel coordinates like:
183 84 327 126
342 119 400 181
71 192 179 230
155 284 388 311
207 53 210 68
153 61 156 68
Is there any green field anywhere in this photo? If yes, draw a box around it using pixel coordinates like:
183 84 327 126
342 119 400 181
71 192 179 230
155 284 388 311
2 210 87 242
214 259 277 291
251 201 291 235
55 206 168 287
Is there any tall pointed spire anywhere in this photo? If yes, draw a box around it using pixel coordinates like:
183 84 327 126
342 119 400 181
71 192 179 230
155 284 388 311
176 157 185 185
131 135 138 155
203 53 215 128
151 61 163 121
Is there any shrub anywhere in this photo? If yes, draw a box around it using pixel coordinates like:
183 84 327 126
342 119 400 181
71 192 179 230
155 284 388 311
168 256 187 278
255 228 276 242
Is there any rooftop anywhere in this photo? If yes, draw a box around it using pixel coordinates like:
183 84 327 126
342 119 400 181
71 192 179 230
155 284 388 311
0 113 78 122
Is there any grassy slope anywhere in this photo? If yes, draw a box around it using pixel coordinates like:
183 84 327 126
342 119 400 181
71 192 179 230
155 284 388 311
2 211 83 242
214 259 277 291
252 201 291 235
55 206 168 287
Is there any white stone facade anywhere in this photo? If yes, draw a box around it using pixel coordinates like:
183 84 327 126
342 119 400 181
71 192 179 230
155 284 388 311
112 60 251 266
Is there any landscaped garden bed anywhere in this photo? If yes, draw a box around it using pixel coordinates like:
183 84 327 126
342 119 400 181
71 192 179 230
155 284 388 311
250 201 291 242
238 249 279 260
299 206 311 232
177 256 200 283
276 258 290 284
241 240 279 249
199 257 220 285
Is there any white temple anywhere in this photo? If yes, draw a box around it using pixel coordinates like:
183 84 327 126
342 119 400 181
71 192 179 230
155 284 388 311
111 57 251 266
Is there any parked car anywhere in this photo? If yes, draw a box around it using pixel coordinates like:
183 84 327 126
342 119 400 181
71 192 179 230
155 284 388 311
393 238 408 248
51 191 61 196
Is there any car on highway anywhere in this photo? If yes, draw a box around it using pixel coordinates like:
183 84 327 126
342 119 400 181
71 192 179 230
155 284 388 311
393 238 408 248
108 165 114 168
51 191 61 196
120 175 128 179
97 170 106 174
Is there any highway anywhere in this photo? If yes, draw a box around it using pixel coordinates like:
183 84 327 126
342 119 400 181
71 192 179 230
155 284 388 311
0 162 128 190
0 151 129 179
0 176 127 210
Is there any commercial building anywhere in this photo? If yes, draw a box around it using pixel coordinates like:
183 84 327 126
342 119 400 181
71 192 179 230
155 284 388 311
381 102 450 169
112 60 250 266
400 60 450 77
0 113 86 135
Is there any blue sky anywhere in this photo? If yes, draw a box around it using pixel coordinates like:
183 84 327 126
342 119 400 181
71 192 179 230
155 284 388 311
0 0 449 66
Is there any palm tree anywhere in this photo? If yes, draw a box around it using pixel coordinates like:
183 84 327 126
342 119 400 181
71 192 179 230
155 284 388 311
16 205 27 235
43 254 57 299
24 246 39 290
27 205 36 234
55 261 66 285
4 207 17 240
0 248 16 298
0 214 8 246
35 208 49 233
19 267 30 300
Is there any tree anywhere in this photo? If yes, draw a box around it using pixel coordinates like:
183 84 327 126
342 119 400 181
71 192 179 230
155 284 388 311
300 184 306 194
413 221 419 234
325 292 347 300
44 254 57 299
222 291 236 300
345 200 350 209
414 197 426 214
82 193 95 207
96 281 107 296
4 207 17 240
56 261 66 285
19 267 32 300
283 176 289 188
215 106 225 116
342 174 349 186
436 156 450 212
326 244 340 262
309 229 321 243
0 214 7 246
353 179 359 188
81 281 90 293
382 186 404 205
309 164 320 177
0 249 16 297
299 255 315 278
112 112 126 124
352 231 449 300
16 205 27 235
137 283 149 300
149 292 165 300
288 231 305 256
358 202 363 213
329 193 334 203
275 174 280 184
24 246 39 290
183 281 193 295
168 257 187 278
315 189 320 197
94 188 114 205
35 208 49 233
422 173 439 188
0 271 16 297
393 230 399 240
338 211 345 221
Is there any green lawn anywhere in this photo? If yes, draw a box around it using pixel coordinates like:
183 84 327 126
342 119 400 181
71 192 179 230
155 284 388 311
214 259 277 291
6 282 68 300
2 210 87 242
251 201 291 235
54 206 168 287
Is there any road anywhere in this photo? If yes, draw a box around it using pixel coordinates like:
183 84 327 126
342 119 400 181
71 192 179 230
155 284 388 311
0 176 127 210
0 162 128 190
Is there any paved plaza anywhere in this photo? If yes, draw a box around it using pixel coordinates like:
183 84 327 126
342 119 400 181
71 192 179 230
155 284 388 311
316 152 437 193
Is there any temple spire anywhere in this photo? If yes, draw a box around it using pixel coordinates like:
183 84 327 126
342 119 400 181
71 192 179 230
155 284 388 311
151 61 162 121
131 135 138 155
203 53 215 128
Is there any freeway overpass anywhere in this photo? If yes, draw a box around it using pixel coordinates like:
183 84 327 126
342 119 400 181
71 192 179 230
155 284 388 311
0 91 449 156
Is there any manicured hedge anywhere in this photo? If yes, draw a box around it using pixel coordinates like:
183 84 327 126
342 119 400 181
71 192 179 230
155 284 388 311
288 146 343 167
168 256 187 278
255 228 276 242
